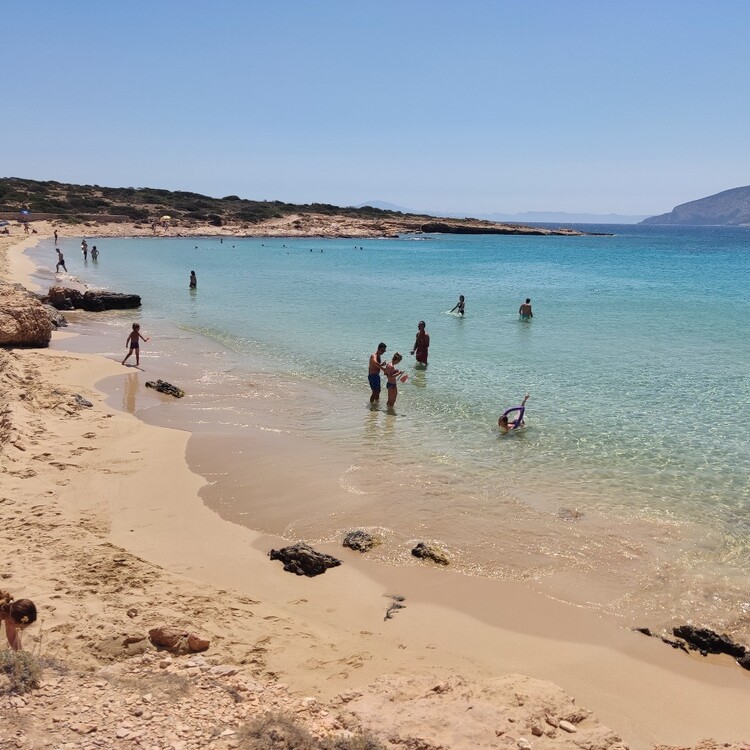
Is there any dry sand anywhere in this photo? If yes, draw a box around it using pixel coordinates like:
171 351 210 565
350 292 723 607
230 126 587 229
1 224 749 749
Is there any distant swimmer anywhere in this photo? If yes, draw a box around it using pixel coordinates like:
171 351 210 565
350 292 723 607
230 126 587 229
519 298 533 320
55 249 67 272
368 342 387 403
410 320 430 366
189 270 197 288
384 353 405 408
450 295 465 315
498 394 530 433
53 229 58 244
121 323 150 367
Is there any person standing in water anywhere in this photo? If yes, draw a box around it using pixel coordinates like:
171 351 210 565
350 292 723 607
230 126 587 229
189 270 197 288
519 298 533 319
384 352 405 408
411 320 430 366
81 239 88 259
121 323 150 367
450 295 465 315
53 229 58 244
91 245 99 260
368 342 387 403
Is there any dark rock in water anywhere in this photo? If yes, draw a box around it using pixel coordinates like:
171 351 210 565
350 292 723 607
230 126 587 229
411 542 449 566
343 530 376 553
737 653 750 671
145 380 185 398
660 635 689 653
47 286 141 311
43 304 68 328
672 626 746 658
269 542 342 577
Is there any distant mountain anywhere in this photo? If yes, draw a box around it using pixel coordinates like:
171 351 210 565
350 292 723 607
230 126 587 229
641 186 750 226
358 202 647 225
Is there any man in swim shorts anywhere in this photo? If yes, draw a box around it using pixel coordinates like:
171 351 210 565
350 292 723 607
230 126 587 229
411 321 430 366
368 342 387 403
518 298 533 320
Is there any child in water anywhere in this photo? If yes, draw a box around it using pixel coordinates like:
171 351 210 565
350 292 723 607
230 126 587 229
450 295 465 315
121 323 150 367
498 394 530 432
384 352 405 408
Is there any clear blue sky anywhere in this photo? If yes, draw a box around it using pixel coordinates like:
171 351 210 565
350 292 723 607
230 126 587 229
2 0 749 215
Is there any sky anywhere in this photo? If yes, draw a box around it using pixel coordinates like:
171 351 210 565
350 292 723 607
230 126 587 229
2 0 749 216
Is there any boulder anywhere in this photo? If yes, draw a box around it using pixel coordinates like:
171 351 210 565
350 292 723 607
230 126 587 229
43 304 68 328
672 625 746 658
343 530 377 553
145 380 185 398
148 625 210 654
0 282 53 347
269 542 342 577
411 542 450 566
47 285 141 311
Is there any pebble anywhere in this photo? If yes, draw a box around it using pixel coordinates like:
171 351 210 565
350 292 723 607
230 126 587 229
517 738 532 749
559 720 577 733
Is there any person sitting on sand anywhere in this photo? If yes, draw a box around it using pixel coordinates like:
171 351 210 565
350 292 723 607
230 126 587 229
384 352 405 408
189 270 197 289
519 298 533 319
121 323 150 367
450 295 465 315
55 249 67 273
498 394 530 433
0 589 37 651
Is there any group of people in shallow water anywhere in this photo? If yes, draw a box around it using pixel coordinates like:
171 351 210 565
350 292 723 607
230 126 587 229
369 296 534 429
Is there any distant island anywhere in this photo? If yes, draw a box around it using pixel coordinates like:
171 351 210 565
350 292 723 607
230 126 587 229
0 177 588 238
641 185 750 226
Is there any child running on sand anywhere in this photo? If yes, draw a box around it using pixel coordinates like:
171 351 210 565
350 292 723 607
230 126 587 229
384 352 405 408
121 323 150 367
0 589 37 651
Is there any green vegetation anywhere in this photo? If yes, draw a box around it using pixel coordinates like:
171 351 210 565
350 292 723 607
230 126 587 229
0 177 421 226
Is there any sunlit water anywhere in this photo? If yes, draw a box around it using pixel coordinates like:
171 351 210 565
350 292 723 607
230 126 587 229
31 226 750 635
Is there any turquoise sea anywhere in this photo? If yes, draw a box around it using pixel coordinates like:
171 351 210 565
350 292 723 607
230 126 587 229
30 225 750 635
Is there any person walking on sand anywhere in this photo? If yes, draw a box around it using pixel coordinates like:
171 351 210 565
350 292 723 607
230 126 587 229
121 323 150 367
0 589 37 651
368 342 387 403
450 295 465 316
384 353 405 408
189 270 197 288
410 321 430 366
55 248 67 273
519 298 533 320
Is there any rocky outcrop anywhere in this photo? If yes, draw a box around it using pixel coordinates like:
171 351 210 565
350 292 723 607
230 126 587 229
672 625 747 658
411 541 450 565
419 221 584 236
269 542 342 577
642 185 750 225
343 530 377 553
145 380 185 398
47 286 141 311
0 282 53 347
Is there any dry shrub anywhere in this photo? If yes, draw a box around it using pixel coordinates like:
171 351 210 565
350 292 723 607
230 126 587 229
237 712 386 750
0 649 42 694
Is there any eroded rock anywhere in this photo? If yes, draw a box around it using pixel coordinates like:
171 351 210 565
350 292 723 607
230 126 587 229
269 542 342 577
411 542 449 566
672 626 746 658
343 530 376 553
145 380 185 398
148 625 210 654
0 282 53 347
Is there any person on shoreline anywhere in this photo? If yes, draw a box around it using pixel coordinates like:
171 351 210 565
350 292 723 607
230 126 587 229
368 342 387 403
91 245 99 260
54 229 58 244
189 270 197 289
498 394 530 433
384 353 405 408
519 298 533 320
121 323 150 367
55 248 67 273
450 295 465 316
410 321 430 367
0 589 37 651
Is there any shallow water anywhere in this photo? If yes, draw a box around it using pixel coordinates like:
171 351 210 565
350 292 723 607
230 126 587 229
33 226 750 636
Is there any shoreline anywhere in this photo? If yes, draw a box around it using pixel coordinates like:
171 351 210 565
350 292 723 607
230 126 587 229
3 228 750 748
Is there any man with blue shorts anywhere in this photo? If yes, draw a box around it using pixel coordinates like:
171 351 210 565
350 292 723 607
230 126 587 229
368 342 387 403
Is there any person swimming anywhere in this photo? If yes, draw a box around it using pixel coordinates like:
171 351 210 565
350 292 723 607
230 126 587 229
498 394 530 432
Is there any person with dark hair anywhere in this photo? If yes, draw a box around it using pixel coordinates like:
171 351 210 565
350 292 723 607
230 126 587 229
0 590 37 650
55 248 67 273
410 321 430 366
189 270 197 288
519 298 533 319
450 295 465 316
368 342 387 403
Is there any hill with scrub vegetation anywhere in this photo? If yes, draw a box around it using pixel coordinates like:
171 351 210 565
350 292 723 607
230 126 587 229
641 185 750 226
0 177 585 236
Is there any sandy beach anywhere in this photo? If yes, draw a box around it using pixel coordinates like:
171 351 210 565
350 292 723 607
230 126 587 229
2 223 750 749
